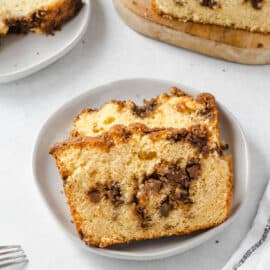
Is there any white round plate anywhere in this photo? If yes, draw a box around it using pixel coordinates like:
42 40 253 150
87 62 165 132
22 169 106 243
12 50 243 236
0 0 90 84
33 78 249 261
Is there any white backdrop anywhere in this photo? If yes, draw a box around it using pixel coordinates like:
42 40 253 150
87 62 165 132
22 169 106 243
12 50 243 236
0 1 269 269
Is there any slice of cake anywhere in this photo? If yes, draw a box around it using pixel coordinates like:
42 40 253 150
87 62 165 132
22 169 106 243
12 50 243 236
0 0 83 37
50 124 232 247
71 88 221 148
153 0 270 33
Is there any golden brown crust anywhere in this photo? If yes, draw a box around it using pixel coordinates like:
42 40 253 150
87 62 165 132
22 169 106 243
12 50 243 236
78 218 230 247
225 155 233 218
4 0 83 35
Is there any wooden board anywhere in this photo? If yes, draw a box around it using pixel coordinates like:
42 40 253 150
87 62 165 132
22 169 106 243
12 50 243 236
113 0 270 64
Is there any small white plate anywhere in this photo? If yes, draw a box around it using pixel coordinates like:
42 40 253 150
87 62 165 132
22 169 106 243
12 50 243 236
0 0 90 84
33 78 249 261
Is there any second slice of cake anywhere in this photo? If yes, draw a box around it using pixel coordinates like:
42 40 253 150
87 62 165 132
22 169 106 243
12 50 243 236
71 88 221 149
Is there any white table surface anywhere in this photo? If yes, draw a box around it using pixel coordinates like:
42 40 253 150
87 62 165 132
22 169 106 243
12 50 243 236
0 0 270 269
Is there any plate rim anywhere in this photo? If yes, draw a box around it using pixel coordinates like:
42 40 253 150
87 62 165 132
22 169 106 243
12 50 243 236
32 77 250 261
0 0 91 84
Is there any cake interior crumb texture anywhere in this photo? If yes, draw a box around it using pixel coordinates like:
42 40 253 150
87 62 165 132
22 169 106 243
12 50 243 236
0 0 83 36
50 124 232 248
153 0 270 33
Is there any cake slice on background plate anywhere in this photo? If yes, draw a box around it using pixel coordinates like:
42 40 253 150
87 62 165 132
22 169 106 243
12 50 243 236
50 124 232 248
152 0 270 33
0 0 83 37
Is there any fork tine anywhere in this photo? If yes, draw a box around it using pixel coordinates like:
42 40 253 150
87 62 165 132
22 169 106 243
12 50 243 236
0 246 21 250
0 254 27 262
0 246 22 256
0 257 28 268
0 249 23 256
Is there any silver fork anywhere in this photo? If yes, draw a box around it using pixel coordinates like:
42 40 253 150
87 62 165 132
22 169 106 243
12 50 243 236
0 246 28 268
